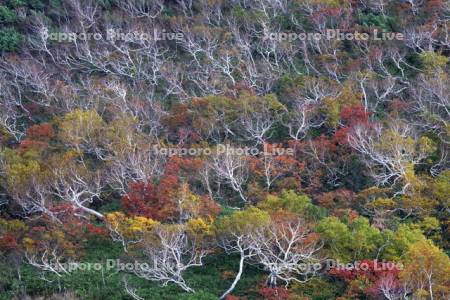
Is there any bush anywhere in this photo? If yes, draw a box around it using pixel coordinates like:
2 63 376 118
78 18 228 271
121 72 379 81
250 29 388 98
0 28 22 52
0 5 16 23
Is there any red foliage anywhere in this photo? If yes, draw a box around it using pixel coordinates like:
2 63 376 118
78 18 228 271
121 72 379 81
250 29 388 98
26 217 87 259
44 204 93 241
122 181 174 221
325 105 371 146
163 104 191 128
329 259 401 281
333 127 351 145
426 0 444 11
26 123 54 140
86 223 108 237
315 189 355 209
30 226 46 232
329 259 403 298
164 156 203 182
389 99 410 113
248 143 304 186
0 233 19 251
122 156 218 221
258 287 291 300
18 139 49 152
162 104 201 143
340 105 370 126
18 123 54 152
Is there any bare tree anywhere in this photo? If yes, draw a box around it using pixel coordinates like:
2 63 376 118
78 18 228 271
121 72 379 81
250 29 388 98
123 277 145 300
284 99 324 141
411 72 450 144
218 233 257 299
133 225 207 293
51 166 105 219
239 108 283 145
348 121 435 194
376 273 412 300
117 0 164 19
216 207 270 299
105 139 165 195
0 76 25 141
250 215 322 287
25 246 72 277
208 148 249 203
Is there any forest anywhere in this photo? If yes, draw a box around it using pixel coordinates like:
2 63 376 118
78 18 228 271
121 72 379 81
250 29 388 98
0 0 449 299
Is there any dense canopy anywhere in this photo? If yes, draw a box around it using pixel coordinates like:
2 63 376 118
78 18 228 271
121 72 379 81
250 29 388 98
0 0 449 299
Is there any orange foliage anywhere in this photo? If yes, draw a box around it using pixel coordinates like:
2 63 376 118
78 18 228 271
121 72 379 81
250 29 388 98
258 287 291 300
122 156 218 222
26 123 54 140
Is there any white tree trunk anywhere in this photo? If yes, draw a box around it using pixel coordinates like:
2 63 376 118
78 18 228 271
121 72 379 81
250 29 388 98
220 251 245 299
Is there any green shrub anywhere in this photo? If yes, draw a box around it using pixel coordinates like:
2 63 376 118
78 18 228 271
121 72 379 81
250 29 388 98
0 28 22 52
0 5 16 23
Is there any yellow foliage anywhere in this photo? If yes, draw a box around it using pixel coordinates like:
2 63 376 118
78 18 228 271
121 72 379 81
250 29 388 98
368 198 396 210
323 97 340 128
187 217 214 238
335 82 362 107
22 237 35 251
418 136 437 155
215 207 270 235
419 51 449 74
400 240 450 298
0 218 28 232
106 212 159 237
58 109 106 148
